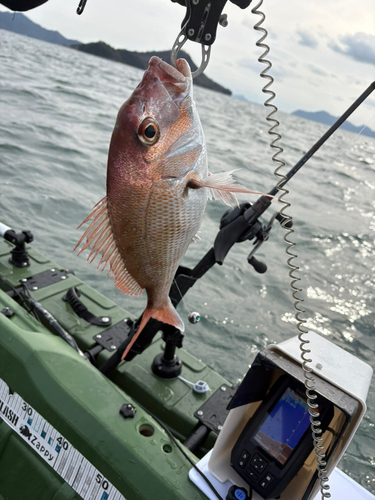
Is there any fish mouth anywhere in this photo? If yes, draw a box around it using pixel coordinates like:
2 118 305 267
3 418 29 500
148 56 191 82
147 56 192 103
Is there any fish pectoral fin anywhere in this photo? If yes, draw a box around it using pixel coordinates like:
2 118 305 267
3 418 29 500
74 197 144 297
189 170 273 207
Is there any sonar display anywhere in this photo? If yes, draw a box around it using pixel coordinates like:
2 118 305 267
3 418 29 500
253 387 310 465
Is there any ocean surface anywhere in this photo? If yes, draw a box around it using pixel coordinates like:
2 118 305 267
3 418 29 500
1 30 374 494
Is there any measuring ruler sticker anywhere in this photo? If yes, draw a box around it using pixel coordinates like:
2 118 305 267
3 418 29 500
0 378 126 500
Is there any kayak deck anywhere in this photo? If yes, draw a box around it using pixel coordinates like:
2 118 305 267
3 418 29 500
0 239 228 499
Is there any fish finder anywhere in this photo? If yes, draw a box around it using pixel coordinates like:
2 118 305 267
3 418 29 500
231 375 334 499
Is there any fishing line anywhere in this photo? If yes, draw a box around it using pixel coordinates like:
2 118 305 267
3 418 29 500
327 112 375 174
173 277 188 310
172 278 188 311
172 277 201 327
172 277 201 326
251 2 331 498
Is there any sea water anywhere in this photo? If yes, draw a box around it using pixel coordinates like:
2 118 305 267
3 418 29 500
0 29 374 493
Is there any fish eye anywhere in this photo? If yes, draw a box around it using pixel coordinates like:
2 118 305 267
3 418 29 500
138 117 160 145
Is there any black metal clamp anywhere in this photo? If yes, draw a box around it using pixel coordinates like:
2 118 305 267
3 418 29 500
171 0 252 77
172 0 251 45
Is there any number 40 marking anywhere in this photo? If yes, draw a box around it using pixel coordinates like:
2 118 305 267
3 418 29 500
56 436 69 451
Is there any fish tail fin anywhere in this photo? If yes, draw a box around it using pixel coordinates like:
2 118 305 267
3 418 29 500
151 298 185 332
121 299 184 360
189 170 273 207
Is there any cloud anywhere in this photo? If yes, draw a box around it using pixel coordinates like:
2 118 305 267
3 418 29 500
237 57 289 82
308 64 328 77
237 58 262 73
306 64 338 80
297 31 319 49
329 32 375 65
241 17 278 40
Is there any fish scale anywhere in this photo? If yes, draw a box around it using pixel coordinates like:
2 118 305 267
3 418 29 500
144 178 207 296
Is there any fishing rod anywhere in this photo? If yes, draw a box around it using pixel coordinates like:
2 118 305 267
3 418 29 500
214 80 375 264
268 80 375 197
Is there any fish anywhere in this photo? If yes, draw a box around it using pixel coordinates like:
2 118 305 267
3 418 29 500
75 56 270 360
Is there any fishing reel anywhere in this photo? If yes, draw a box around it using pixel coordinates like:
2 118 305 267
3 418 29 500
217 198 292 274
219 202 269 273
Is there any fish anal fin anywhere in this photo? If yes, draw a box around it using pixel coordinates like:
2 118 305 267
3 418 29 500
74 197 143 297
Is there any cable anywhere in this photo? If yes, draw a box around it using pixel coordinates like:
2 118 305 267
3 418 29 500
20 284 85 357
251 2 330 498
0 276 38 319
0 274 84 356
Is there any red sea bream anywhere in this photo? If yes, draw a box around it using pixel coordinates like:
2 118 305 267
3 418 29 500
75 56 267 358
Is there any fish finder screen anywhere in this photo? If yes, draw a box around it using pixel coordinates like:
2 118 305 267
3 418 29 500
253 386 310 465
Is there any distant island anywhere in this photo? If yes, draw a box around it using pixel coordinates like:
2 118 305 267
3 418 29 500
0 11 80 45
0 12 231 95
233 94 249 102
292 110 375 139
72 41 231 96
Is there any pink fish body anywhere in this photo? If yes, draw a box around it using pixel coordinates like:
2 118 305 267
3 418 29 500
75 57 268 358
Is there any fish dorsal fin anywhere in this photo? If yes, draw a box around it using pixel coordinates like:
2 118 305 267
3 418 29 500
74 197 143 297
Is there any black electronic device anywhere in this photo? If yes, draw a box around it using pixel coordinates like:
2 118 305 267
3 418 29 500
231 375 334 499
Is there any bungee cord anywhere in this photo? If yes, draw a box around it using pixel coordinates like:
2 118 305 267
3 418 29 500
251 1 331 497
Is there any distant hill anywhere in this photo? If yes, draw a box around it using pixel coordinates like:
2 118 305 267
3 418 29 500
72 41 232 96
292 110 375 139
0 11 80 46
0 12 231 96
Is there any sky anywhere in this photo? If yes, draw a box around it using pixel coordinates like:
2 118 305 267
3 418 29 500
1 0 375 127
